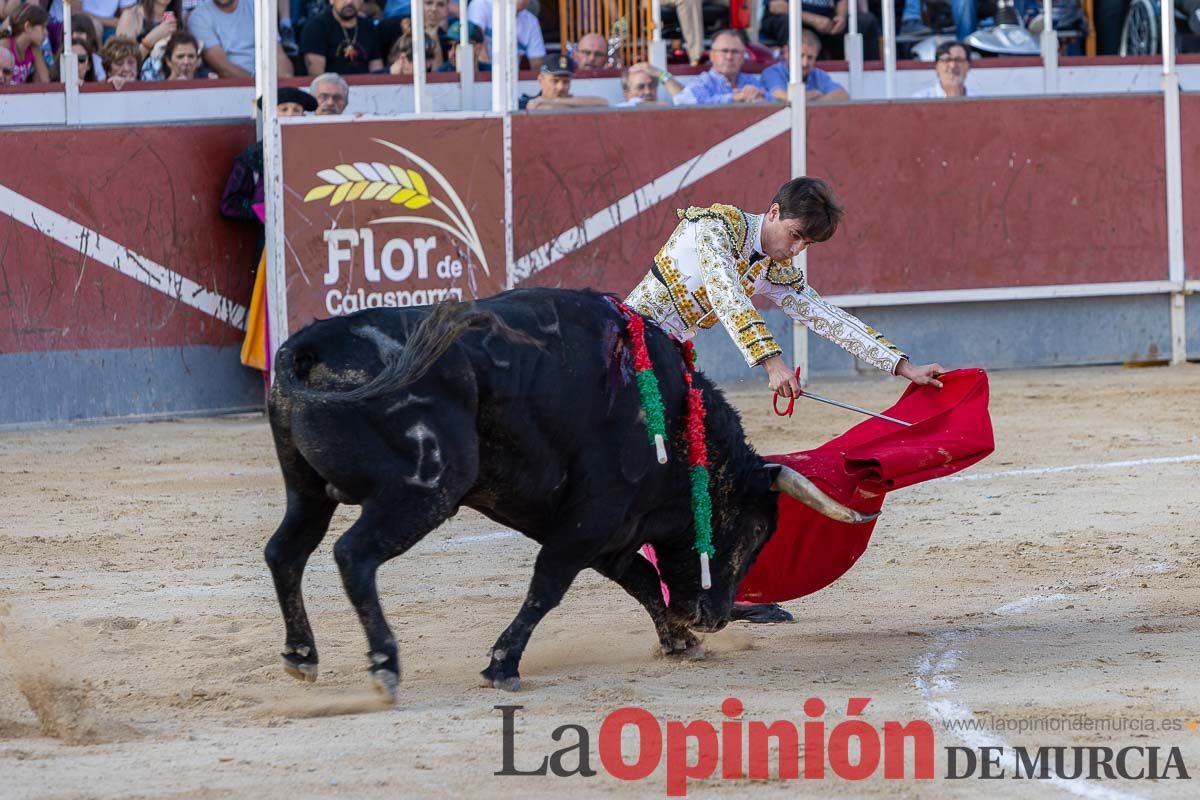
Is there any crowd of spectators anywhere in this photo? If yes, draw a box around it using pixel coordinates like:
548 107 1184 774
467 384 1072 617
0 0 1120 95
0 0 531 88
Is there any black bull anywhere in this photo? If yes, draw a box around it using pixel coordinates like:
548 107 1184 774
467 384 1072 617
265 289 874 698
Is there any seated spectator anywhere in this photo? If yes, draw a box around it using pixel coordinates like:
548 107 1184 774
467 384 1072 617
761 29 848 102
80 0 137 41
141 29 200 79
913 39 979 97
115 0 180 59
424 0 450 59
310 71 349 114
100 35 140 89
301 0 383 75
572 31 608 70
387 29 435 73
901 0 974 40
377 0 448 64
0 44 14 85
761 0 881 61
520 54 607 110
617 61 683 106
468 0 544 72
672 29 766 106
435 18 489 72
71 13 106 80
67 34 99 82
274 85 318 115
1 4 51 84
190 0 294 78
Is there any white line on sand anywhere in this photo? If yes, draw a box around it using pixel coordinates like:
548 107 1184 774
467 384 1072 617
991 593 1070 617
452 531 517 544
948 454 1200 483
915 594 1147 800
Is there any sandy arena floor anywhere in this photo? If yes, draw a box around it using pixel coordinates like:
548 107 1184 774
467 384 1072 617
0 364 1197 799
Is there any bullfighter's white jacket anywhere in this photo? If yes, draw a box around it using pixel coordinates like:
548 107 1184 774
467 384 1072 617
625 204 907 373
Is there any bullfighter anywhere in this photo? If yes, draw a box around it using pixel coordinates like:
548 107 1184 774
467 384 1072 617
625 176 946 622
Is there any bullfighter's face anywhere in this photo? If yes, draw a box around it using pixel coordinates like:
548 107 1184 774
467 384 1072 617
761 203 816 262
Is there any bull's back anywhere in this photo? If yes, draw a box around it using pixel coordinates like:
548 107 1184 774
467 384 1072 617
267 290 675 520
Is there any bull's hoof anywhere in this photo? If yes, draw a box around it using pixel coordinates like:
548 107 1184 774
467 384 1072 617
282 657 319 682
370 669 400 702
660 642 706 661
658 630 705 660
489 675 522 692
730 603 794 624
281 645 319 682
479 662 521 692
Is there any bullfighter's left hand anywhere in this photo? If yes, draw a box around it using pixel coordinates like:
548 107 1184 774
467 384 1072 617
896 359 946 389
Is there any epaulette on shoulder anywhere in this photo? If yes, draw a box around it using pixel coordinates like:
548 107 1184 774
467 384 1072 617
676 204 749 251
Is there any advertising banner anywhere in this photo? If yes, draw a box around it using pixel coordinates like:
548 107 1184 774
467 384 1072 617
281 117 507 332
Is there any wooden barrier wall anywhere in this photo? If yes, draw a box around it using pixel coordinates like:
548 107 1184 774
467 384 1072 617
511 95 1172 297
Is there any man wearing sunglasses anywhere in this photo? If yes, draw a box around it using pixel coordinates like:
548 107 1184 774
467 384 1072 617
913 40 981 98
672 29 767 106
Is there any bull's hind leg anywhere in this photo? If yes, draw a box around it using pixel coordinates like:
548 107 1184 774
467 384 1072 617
333 498 451 701
593 556 704 659
264 480 338 682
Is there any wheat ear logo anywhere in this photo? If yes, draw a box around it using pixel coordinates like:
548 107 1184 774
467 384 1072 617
302 137 489 276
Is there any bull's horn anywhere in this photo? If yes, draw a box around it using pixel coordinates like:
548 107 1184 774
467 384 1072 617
770 466 879 524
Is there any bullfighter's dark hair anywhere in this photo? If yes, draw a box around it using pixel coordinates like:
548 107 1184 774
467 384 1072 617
770 176 844 243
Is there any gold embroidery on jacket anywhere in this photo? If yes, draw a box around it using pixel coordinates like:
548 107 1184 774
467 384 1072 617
628 205 915 370
778 293 904 372
679 203 750 254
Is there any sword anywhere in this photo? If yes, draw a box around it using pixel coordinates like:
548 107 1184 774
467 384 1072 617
794 390 913 427
774 367 913 426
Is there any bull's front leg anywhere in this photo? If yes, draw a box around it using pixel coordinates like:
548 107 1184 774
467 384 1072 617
480 545 590 692
593 555 704 660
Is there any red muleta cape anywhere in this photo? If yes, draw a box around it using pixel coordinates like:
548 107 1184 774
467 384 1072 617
735 368 994 604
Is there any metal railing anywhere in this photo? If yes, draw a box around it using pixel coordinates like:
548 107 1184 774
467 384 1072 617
557 0 655 67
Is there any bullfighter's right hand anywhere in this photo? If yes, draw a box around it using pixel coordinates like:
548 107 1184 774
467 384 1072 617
762 355 800 398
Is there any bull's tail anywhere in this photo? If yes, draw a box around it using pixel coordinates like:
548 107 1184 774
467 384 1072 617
336 300 541 402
